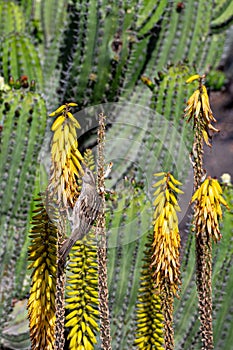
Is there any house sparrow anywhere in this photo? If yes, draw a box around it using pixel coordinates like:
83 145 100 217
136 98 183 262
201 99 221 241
59 167 101 261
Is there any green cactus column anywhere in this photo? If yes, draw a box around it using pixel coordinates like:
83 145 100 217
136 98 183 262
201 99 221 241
0 86 47 338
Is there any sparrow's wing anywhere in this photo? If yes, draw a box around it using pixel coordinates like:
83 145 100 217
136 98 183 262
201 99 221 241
59 192 101 262
78 193 102 237
59 237 75 261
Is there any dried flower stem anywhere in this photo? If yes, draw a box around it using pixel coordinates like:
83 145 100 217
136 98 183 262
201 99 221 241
161 287 174 350
55 217 66 350
97 112 112 350
185 76 218 349
193 115 213 350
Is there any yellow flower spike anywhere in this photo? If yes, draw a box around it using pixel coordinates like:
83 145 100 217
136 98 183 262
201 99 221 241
151 172 183 296
65 235 99 350
185 74 219 147
49 103 83 208
27 196 57 350
135 234 164 349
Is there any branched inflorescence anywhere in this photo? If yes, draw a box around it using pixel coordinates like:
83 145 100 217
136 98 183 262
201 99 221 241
185 74 229 350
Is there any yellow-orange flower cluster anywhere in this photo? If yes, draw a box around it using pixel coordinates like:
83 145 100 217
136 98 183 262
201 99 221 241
185 74 219 147
49 103 84 208
151 172 183 296
191 177 229 242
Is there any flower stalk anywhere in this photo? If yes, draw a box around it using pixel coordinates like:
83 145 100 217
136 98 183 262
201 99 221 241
185 74 227 350
96 112 112 350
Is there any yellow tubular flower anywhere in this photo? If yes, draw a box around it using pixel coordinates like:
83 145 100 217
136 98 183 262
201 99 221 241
191 177 230 242
186 74 201 83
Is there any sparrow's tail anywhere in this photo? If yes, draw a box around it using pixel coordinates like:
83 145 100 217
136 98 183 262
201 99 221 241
59 238 75 262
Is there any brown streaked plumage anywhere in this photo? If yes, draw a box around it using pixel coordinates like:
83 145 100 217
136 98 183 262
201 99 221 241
59 167 101 261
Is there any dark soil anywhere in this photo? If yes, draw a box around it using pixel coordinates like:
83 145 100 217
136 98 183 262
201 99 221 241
204 86 233 179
